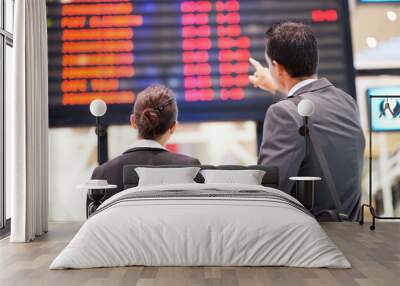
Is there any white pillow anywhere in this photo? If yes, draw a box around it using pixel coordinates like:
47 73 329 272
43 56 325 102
200 169 266 185
135 167 200 186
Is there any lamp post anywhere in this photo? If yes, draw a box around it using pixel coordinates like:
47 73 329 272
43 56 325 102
297 99 315 158
289 99 319 211
296 99 348 221
89 99 108 165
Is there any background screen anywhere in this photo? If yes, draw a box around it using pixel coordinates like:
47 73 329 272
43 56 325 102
47 0 355 126
358 0 400 3
368 88 400 132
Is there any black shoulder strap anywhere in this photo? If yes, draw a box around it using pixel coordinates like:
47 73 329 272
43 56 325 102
288 96 344 214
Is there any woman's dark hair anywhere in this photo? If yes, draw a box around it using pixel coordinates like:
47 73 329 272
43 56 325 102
133 84 178 139
266 21 318 78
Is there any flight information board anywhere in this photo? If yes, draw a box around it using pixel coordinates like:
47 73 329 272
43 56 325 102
47 0 355 127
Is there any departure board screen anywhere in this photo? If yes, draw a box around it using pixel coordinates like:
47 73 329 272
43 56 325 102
47 0 355 127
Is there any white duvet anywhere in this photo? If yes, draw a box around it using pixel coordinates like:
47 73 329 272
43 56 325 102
50 183 350 269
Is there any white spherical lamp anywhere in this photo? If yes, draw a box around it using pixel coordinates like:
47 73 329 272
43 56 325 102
297 99 315 117
90 99 107 117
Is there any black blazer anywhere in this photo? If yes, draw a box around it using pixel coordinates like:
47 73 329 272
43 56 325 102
91 147 201 195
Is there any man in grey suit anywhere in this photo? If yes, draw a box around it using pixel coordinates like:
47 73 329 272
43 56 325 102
249 22 365 221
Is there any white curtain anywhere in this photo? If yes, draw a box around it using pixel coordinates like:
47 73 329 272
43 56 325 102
9 0 49 242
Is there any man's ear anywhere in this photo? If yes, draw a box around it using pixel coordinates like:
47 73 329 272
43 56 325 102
170 121 177 135
273 60 285 77
130 114 137 129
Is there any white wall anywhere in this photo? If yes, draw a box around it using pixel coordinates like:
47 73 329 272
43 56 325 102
49 127 97 222
48 122 257 222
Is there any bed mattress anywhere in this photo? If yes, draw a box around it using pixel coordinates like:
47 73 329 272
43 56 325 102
50 183 350 269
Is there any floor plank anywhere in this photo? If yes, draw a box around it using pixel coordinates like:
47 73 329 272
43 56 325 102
0 222 399 286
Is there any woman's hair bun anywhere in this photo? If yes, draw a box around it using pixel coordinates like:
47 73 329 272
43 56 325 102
140 107 160 127
133 84 178 139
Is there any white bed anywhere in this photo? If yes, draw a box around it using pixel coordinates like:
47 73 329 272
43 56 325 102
50 183 350 269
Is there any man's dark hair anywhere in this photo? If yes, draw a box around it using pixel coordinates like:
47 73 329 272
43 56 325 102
266 22 318 78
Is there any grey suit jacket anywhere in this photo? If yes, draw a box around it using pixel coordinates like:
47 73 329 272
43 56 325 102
258 78 365 221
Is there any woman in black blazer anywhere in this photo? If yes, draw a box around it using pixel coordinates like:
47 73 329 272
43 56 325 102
91 84 200 195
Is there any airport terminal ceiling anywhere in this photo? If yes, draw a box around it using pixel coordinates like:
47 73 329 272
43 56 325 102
47 0 355 127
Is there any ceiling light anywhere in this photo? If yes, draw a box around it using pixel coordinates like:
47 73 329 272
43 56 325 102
387 11 398 22
366 37 378 48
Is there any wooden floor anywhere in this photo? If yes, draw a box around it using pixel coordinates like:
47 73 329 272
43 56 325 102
0 222 399 286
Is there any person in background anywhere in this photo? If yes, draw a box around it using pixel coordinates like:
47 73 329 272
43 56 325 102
249 22 365 221
91 84 201 194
